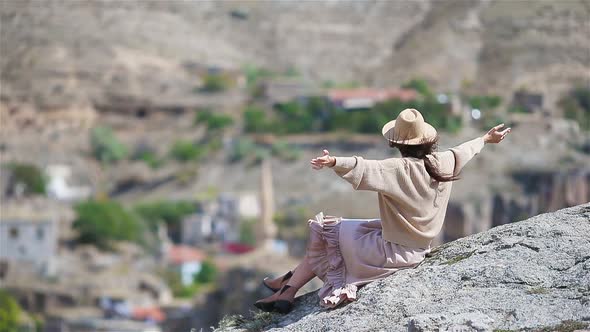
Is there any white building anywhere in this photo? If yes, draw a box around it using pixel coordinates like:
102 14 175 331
181 193 258 245
0 203 58 276
45 164 92 202
166 245 206 286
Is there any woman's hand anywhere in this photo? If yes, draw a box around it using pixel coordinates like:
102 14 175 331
483 123 511 144
310 149 336 170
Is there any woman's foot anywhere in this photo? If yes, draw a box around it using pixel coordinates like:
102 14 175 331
262 270 293 292
254 284 297 313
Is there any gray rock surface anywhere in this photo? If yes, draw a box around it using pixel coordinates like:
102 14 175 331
217 203 590 331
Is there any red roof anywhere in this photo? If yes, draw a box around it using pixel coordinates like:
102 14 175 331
223 242 255 254
167 245 207 264
132 306 166 323
328 88 417 103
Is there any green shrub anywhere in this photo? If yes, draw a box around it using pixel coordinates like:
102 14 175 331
271 140 301 161
194 260 218 284
138 151 162 169
229 138 257 162
273 100 324 134
560 86 590 131
402 78 432 97
0 289 21 332
508 106 528 114
370 97 453 133
239 219 257 246
174 167 199 186
160 269 201 298
134 200 197 232
443 116 463 134
242 65 273 89
467 95 502 109
253 147 271 164
239 78 462 135
200 74 228 93
228 139 269 165
132 144 162 169
206 137 223 152
73 200 143 249
194 109 234 131
90 126 128 163
273 102 309 134
170 140 204 162
6 162 46 195
243 106 270 133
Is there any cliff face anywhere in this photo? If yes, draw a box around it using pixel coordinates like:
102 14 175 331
217 203 590 332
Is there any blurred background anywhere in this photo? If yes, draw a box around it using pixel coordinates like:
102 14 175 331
0 0 588 331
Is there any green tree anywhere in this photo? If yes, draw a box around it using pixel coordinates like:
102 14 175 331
273 102 305 133
170 140 204 162
200 74 228 93
271 140 301 161
73 200 143 249
243 106 269 133
137 151 162 169
6 163 46 195
194 260 218 284
273 100 321 134
134 200 197 232
239 219 257 246
242 65 273 89
572 86 590 111
402 78 432 97
0 289 21 332
562 86 590 131
132 144 162 169
194 109 234 131
160 269 200 298
467 95 502 109
229 138 257 163
90 126 128 163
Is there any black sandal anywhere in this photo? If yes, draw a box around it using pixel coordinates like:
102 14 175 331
262 270 293 292
254 299 276 312
254 284 295 313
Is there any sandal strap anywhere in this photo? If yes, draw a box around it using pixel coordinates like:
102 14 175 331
279 284 292 295
281 270 293 282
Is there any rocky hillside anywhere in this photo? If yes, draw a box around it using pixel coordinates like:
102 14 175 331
1 0 588 108
216 203 590 331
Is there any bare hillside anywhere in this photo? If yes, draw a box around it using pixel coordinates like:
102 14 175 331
1 0 588 108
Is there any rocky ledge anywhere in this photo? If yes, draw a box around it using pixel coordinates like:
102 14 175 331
217 203 590 331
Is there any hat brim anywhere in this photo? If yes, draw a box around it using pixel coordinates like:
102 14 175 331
381 119 438 145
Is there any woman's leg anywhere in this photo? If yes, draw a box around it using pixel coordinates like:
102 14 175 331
285 255 316 289
256 255 316 303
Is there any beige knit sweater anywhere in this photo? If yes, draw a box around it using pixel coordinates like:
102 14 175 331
331 136 485 249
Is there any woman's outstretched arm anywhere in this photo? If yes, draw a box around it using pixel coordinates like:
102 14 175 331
310 150 398 192
482 123 511 144
439 123 512 176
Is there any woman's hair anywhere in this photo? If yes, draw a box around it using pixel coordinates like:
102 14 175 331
389 136 460 182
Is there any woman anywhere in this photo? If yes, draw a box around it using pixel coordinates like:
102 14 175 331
254 108 511 314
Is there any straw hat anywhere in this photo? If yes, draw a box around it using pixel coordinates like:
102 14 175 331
381 108 437 145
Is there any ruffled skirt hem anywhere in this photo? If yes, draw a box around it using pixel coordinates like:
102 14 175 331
305 212 358 309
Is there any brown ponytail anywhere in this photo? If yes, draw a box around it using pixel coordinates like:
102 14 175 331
389 137 460 182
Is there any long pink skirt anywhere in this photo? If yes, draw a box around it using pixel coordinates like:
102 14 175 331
305 212 430 309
